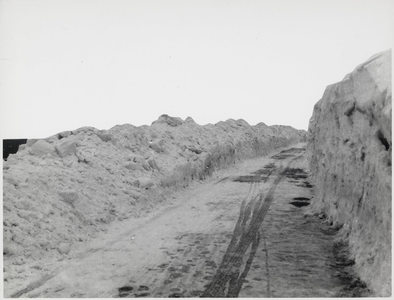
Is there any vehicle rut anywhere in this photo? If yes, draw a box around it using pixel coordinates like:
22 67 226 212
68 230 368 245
201 156 302 297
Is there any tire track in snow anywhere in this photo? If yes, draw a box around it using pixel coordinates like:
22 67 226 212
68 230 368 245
201 155 302 297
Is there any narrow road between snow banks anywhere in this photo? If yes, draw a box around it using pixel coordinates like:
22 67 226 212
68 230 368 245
9 143 365 298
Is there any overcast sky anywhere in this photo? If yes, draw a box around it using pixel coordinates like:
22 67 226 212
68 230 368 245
1 0 393 139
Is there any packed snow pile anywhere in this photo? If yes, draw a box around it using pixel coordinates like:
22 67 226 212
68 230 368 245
3 116 306 288
307 50 391 296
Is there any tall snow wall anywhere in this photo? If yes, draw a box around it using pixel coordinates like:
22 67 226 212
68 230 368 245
307 50 391 296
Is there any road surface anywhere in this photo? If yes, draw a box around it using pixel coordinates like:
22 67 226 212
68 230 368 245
8 144 368 297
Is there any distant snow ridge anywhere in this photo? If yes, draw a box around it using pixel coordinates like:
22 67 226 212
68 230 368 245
307 49 391 296
3 115 306 292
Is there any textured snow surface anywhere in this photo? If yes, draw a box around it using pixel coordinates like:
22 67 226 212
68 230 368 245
307 50 392 296
3 115 306 287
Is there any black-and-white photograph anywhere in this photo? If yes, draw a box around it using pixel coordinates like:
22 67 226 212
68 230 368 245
1 0 392 298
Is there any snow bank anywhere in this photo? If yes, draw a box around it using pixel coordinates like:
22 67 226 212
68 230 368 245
307 50 391 296
3 116 306 288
